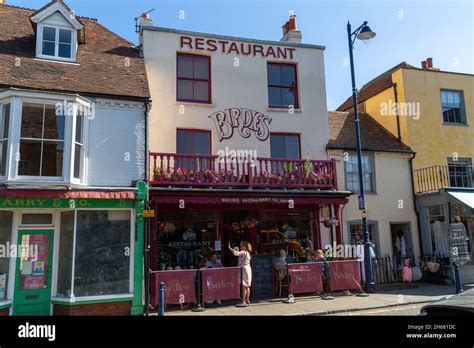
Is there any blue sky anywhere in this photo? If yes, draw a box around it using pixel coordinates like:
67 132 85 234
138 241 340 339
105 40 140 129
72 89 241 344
9 0 473 110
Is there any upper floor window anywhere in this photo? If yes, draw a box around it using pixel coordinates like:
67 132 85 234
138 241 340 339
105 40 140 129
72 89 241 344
19 103 65 177
177 54 211 103
270 133 300 159
177 129 211 170
441 90 466 125
344 152 375 193
0 104 10 176
448 157 473 188
39 25 75 60
267 63 299 108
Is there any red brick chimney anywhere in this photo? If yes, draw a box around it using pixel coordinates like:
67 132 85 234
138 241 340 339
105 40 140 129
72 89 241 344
421 60 427 70
281 14 302 43
426 57 433 69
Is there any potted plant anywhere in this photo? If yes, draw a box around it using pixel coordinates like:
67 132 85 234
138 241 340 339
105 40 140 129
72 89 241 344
323 217 339 228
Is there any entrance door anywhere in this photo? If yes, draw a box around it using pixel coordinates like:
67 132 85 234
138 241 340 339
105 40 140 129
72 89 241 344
390 223 413 259
13 230 54 316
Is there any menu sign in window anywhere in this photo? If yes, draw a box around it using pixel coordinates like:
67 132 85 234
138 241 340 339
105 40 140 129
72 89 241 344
19 234 50 290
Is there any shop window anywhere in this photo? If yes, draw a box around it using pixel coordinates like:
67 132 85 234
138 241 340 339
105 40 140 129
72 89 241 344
267 63 299 108
57 210 132 297
428 205 449 257
156 211 219 270
441 89 466 125
0 104 10 177
344 152 375 193
0 211 13 300
19 103 65 177
177 53 211 103
348 223 378 257
57 211 74 297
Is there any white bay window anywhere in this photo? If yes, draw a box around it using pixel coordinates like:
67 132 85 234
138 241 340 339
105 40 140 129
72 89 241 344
0 90 90 184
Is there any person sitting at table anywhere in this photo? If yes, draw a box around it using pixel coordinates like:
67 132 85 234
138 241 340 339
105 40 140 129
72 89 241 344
273 249 288 280
207 253 222 269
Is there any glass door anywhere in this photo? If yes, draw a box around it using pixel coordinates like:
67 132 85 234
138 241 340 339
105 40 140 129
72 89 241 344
13 230 54 316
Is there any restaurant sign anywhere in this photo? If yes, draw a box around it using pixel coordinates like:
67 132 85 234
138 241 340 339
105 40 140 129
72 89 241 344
209 108 272 142
153 270 197 305
201 267 241 302
180 36 296 59
288 262 323 295
328 260 362 291
0 198 133 209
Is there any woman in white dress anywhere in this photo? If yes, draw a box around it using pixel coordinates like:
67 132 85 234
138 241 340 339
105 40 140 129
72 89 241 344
228 241 252 307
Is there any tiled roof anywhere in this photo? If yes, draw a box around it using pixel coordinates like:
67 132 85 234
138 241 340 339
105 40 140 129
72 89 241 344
337 62 414 111
327 111 414 153
0 3 150 100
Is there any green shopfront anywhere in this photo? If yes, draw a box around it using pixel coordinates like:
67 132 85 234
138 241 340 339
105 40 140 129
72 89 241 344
0 189 145 316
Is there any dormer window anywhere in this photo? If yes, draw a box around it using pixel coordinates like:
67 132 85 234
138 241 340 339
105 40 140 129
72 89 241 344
30 0 84 63
41 26 73 59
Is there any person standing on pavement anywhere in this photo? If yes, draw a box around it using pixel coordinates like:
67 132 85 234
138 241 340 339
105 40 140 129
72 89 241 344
228 241 252 307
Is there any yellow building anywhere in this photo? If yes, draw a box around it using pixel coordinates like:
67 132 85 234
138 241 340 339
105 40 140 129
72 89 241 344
338 58 474 283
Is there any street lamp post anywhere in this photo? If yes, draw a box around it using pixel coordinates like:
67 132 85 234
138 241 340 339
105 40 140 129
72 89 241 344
347 21 376 293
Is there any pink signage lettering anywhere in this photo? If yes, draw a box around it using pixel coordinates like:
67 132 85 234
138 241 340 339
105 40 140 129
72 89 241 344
328 260 362 291
209 108 272 142
201 267 241 302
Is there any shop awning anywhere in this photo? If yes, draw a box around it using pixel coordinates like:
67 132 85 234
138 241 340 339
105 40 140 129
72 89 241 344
447 190 474 209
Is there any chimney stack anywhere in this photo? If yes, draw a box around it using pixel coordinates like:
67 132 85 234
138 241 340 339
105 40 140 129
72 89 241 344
281 14 302 43
0 0 6 5
421 60 427 70
426 57 433 69
139 12 154 28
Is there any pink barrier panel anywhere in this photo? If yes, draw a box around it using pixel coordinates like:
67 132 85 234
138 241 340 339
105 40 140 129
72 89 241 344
201 267 242 302
152 270 196 305
288 262 324 295
328 260 361 291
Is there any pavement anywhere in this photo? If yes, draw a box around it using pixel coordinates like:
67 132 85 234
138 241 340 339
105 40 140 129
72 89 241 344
161 283 458 316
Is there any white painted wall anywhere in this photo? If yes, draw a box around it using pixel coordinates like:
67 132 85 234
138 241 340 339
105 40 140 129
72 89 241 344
142 28 329 160
328 150 420 260
86 99 145 187
42 12 71 27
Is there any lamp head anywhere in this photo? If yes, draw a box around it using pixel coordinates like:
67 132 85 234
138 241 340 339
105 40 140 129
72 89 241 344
357 25 376 40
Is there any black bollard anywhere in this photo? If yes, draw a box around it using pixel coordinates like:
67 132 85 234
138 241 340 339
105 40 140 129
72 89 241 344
453 262 463 294
158 281 165 316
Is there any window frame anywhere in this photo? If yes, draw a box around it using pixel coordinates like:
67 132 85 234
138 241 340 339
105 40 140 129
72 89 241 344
18 101 66 179
176 53 212 104
55 209 134 299
270 132 301 159
440 89 467 125
267 62 300 109
0 93 89 185
347 220 380 257
344 152 376 193
36 23 77 63
0 102 11 178
176 128 212 155
447 157 473 188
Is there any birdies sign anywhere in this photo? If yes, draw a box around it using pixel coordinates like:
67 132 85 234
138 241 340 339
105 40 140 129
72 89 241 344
209 108 272 142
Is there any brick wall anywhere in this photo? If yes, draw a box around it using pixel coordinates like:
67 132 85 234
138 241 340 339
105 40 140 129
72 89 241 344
0 308 10 316
53 301 132 316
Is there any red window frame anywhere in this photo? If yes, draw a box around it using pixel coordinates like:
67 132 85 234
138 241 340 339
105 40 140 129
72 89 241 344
176 53 212 104
270 132 301 159
176 128 212 155
267 62 299 109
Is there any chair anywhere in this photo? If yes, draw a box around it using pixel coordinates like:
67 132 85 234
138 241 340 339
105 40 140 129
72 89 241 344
273 268 289 297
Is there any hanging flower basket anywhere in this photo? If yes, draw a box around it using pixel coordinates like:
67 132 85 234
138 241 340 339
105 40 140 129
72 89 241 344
323 217 339 228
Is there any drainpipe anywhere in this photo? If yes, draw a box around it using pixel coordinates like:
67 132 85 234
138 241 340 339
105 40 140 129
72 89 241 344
393 83 402 141
409 152 424 260
144 100 151 315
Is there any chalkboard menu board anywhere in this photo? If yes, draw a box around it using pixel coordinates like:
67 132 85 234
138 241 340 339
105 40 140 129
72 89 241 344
251 254 274 298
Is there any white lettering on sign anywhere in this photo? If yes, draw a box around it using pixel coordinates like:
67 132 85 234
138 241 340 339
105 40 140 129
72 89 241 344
209 108 272 142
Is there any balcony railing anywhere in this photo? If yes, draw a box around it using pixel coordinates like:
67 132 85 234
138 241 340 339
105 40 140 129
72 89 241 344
414 164 473 193
149 152 338 190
